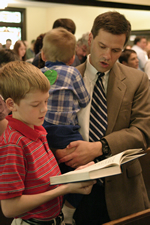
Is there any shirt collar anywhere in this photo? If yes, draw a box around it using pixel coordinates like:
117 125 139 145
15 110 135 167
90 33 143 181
45 61 66 67
6 115 47 141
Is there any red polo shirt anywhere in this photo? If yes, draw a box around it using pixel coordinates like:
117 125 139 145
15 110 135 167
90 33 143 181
0 115 63 220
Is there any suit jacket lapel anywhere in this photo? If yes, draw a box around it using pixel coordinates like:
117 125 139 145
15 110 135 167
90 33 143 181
106 63 127 134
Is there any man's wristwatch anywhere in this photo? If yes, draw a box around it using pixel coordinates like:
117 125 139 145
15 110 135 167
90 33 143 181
94 139 111 162
100 139 111 157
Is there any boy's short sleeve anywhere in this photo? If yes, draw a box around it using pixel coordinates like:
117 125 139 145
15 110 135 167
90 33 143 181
0 144 25 199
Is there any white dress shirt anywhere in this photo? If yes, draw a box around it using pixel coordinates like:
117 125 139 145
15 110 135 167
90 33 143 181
78 54 109 141
144 59 150 80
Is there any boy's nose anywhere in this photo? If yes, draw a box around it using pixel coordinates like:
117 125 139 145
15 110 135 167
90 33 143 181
41 104 47 113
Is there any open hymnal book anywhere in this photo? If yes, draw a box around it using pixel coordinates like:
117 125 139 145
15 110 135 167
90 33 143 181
50 148 145 185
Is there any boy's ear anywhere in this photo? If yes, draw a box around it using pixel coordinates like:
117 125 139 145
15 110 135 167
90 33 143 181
67 55 75 66
41 50 46 62
5 98 17 111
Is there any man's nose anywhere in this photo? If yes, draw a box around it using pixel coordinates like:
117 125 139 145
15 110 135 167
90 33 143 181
103 49 111 60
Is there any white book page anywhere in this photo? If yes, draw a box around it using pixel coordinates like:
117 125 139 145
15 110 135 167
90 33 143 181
54 149 143 177
64 152 124 176
83 149 143 172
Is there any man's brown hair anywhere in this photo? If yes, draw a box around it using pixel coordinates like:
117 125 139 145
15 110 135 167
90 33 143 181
91 11 131 46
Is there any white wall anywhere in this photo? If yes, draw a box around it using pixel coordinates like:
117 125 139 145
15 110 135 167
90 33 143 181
9 3 150 46
26 7 48 43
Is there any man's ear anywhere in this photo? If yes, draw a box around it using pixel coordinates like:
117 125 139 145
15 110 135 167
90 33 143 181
67 55 75 66
41 50 46 62
5 98 17 111
88 32 93 47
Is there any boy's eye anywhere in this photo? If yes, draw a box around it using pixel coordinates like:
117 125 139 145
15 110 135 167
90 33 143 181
31 104 39 107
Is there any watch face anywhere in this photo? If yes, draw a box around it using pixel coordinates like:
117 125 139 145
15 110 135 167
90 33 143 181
103 148 108 155
101 140 110 156
103 145 109 155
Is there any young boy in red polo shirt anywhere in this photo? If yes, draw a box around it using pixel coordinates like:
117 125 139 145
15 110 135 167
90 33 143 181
0 61 95 225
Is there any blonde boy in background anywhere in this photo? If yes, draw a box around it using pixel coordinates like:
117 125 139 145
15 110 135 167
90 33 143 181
41 27 91 225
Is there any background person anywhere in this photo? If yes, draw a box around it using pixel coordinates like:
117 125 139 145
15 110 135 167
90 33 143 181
71 34 89 67
32 18 76 69
0 49 19 136
13 40 26 61
32 33 46 68
52 18 76 35
2 39 12 49
132 36 148 71
119 49 139 69
26 39 35 62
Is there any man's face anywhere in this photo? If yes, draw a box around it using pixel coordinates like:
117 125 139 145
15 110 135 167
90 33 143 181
126 53 139 69
138 38 147 50
88 29 126 73
76 44 88 61
6 40 11 49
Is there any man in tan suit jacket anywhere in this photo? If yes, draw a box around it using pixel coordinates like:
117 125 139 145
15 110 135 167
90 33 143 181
56 11 150 224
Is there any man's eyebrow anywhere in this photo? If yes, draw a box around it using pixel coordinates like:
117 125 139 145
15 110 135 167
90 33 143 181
99 42 106 46
99 41 122 51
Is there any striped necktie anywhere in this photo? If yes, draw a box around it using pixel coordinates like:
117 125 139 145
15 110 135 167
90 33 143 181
89 72 108 142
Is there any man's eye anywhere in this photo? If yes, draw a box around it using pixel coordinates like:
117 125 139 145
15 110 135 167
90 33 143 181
100 45 105 49
112 49 121 53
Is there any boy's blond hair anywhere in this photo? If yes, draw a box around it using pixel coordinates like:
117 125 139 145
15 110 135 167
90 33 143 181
0 61 50 104
42 27 76 63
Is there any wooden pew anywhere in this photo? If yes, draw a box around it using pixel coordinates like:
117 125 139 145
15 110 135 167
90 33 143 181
103 209 150 225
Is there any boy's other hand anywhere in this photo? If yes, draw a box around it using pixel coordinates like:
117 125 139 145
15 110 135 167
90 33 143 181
66 180 96 195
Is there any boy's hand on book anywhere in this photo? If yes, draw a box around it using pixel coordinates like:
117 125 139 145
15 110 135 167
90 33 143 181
66 180 96 195
59 140 102 168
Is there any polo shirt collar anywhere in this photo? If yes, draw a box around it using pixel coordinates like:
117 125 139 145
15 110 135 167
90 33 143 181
6 115 47 141
45 61 66 67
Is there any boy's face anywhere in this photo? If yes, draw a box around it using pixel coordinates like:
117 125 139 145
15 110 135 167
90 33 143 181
12 90 49 129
